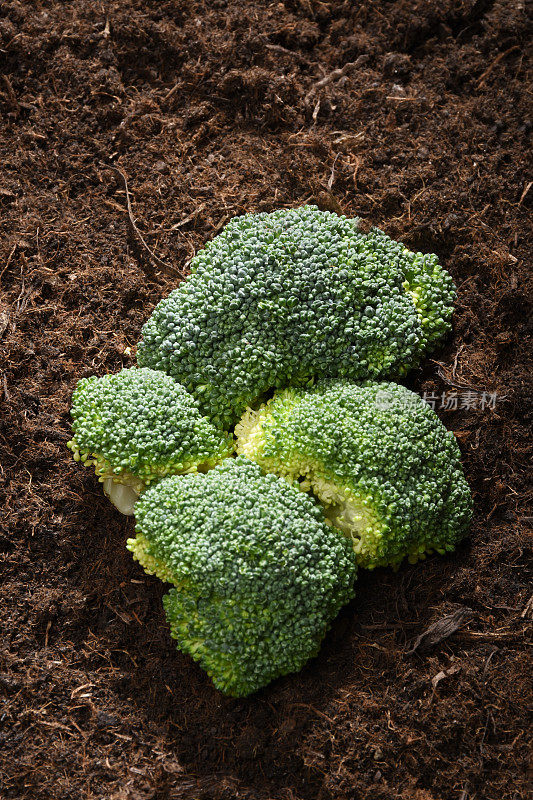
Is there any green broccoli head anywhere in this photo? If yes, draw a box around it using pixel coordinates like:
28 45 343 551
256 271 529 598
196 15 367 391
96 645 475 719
67 367 233 514
127 457 357 696
235 381 472 570
137 205 455 429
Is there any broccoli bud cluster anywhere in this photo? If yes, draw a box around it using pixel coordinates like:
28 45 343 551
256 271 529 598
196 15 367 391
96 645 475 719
137 205 455 429
235 380 472 570
68 206 471 696
128 458 357 697
68 367 233 514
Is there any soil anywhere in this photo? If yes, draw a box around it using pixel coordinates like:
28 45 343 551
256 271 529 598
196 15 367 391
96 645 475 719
0 1 531 799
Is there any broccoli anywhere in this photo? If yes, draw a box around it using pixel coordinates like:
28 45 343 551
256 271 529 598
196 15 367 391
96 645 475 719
137 205 455 429
235 381 472 569
67 367 233 515
127 457 357 696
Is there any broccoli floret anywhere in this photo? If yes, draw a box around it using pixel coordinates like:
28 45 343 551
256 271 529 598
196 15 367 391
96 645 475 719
68 367 233 515
127 457 357 696
137 205 455 429
235 381 472 569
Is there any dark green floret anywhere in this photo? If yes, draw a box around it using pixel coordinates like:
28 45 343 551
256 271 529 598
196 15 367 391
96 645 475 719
67 367 233 514
127 457 357 696
137 205 455 429
235 381 472 569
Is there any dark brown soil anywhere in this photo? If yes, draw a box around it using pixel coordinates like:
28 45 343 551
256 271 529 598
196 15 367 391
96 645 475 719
1 1 532 798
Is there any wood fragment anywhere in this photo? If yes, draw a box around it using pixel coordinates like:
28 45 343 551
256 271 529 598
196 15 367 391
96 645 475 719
164 82 182 102
44 620 52 647
211 214 230 235
261 38 313 66
385 96 417 101
352 156 362 189
150 203 207 232
70 683 94 699
327 154 340 192
305 55 369 105
406 607 473 654
0 308 10 339
2 75 20 113
521 594 533 618
519 181 532 205
452 344 465 379
289 703 335 724
482 648 499 676
100 197 128 214
431 663 461 688
35 719 77 736
104 166 174 273
476 45 521 87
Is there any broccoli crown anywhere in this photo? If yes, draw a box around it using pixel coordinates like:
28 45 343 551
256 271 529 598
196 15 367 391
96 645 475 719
235 381 472 569
127 457 357 696
68 367 233 487
137 205 455 429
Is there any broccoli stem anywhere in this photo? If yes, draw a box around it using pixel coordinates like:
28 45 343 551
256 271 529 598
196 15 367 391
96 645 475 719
102 478 142 516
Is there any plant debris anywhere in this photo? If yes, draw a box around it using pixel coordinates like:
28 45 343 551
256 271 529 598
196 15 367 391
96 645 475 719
406 607 474 654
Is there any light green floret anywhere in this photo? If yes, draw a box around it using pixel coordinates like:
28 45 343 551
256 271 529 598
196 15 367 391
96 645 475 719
127 457 357 696
68 367 233 515
137 205 455 429
402 249 455 349
235 381 472 570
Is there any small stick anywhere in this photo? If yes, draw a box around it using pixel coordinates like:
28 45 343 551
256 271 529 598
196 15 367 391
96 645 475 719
521 594 533 618
2 75 20 113
105 166 173 272
327 153 340 192
385 96 417 101
476 45 521 87
164 82 181 102
261 38 313 66
452 343 465 379
519 181 532 205
0 244 17 283
150 202 207 233
305 54 369 105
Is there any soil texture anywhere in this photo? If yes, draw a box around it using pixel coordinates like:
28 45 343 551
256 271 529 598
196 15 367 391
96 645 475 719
0 1 532 799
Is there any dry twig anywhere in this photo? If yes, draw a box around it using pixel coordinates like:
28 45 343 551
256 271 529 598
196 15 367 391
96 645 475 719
327 154 340 192
260 37 314 66
519 181 532 205
104 166 173 273
305 54 369 105
1 75 20 113
476 45 521 87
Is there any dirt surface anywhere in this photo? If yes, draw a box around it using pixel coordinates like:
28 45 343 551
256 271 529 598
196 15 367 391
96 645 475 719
1 1 532 798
